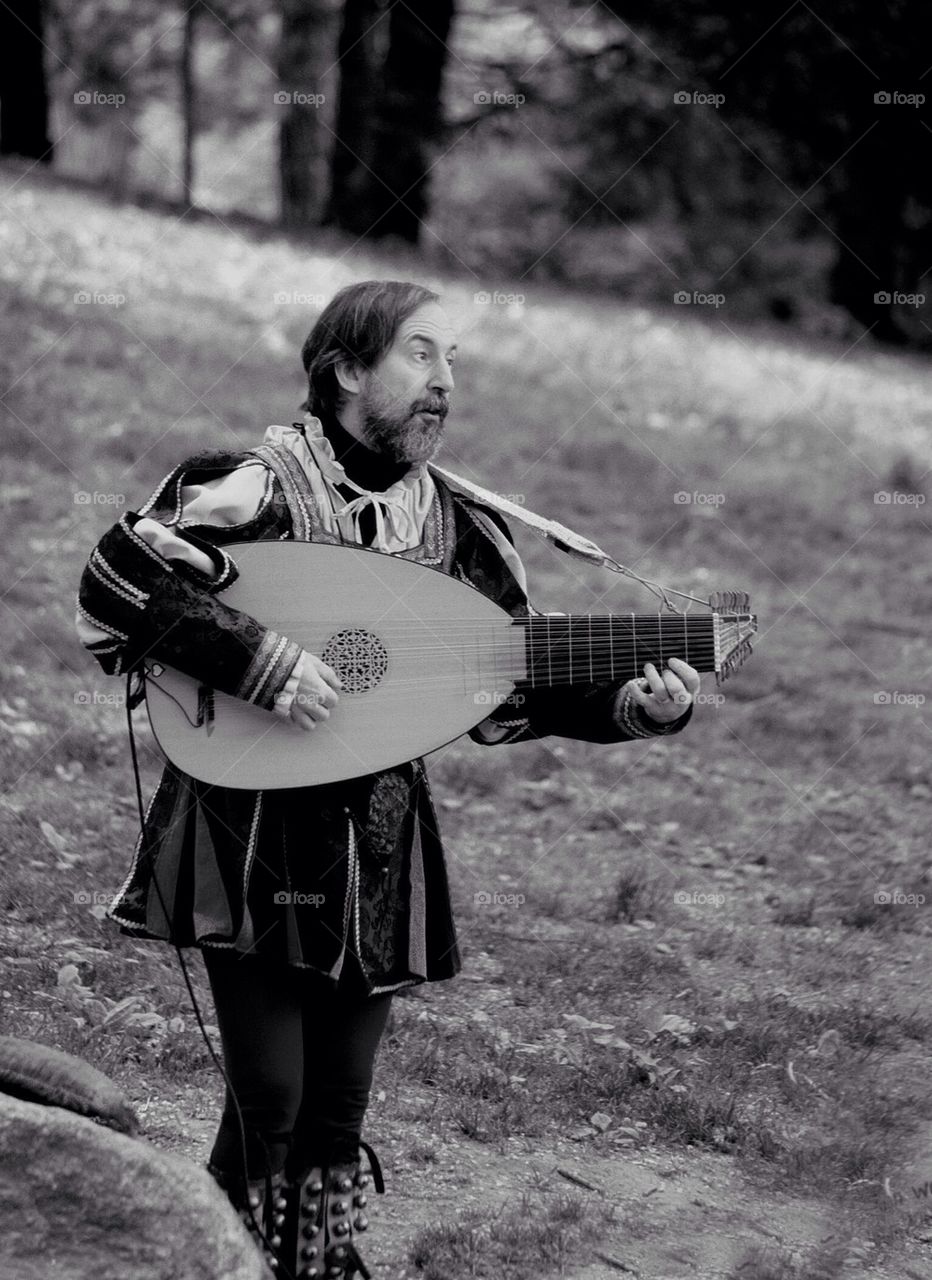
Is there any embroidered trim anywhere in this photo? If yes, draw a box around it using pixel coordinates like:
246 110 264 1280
618 687 656 739
120 514 180 568
75 600 129 643
88 552 148 608
106 772 167 924
351 816 368 982
211 548 237 592
238 630 290 705
250 444 312 539
241 791 264 909
393 487 444 566
137 468 179 520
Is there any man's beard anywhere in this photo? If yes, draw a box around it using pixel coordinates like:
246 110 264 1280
359 389 448 466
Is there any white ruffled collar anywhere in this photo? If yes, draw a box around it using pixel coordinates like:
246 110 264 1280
262 415 435 551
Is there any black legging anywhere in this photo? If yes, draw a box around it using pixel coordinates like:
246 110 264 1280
203 948 394 1183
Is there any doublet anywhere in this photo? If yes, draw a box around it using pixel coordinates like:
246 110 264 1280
75 426 691 994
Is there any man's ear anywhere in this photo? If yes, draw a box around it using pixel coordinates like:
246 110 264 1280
334 358 363 398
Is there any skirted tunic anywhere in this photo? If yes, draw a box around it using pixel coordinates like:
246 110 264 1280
75 418 691 995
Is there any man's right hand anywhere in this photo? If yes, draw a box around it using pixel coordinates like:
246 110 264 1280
282 652 342 731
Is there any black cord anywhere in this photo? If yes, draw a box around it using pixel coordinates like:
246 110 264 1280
125 670 293 1275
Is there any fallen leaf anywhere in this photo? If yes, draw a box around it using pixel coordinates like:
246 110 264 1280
40 821 68 854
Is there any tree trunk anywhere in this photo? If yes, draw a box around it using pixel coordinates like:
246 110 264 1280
342 0 455 244
323 0 387 232
0 0 53 162
278 0 343 230
180 1 199 206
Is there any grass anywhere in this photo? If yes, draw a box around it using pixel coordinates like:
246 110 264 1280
408 1187 616 1279
1 157 931 1276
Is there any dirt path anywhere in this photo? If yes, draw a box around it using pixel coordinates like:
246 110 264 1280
136 1078 932 1280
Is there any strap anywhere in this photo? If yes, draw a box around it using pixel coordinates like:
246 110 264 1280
358 1139 385 1193
428 463 706 611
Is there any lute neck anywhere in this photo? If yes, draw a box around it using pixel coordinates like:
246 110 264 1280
520 613 717 688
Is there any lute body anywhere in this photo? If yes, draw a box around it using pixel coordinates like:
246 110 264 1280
144 542 756 789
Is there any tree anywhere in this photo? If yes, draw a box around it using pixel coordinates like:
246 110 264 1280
582 0 931 344
326 0 455 243
278 0 343 229
0 0 54 162
180 0 204 207
324 0 387 234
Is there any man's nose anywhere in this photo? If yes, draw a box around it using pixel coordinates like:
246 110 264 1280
430 358 454 394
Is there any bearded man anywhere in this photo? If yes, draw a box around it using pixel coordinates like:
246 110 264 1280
75 279 697 1279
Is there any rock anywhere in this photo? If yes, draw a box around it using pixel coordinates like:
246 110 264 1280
0 1094 267 1280
0 1036 137 1135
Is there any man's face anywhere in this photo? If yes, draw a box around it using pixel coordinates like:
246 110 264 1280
355 301 456 465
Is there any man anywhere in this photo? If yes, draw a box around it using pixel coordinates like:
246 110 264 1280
75 279 697 1278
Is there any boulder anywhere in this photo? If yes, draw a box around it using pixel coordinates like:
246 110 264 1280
0 1092 269 1280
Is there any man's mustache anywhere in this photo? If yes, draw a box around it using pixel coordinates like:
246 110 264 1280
412 399 449 418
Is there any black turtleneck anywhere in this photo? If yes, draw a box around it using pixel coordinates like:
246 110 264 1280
308 410 412 547
317 410 410 494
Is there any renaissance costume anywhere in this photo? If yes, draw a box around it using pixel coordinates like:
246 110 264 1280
75 410 693 1278
75 412 691 997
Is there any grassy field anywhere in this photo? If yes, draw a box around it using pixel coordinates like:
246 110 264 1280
1 157 931 1280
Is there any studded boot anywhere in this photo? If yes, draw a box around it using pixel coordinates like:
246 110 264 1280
278 1139 384 1279
207 1159 289 1275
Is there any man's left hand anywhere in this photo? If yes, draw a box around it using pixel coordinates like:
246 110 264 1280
626 656 701 724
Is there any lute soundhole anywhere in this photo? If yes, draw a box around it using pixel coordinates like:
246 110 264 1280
320 628 389 692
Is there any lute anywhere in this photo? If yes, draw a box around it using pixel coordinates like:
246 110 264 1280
144 541 756 789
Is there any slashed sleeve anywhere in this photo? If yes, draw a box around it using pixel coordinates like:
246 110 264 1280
463 505 693 747
74 457 305 713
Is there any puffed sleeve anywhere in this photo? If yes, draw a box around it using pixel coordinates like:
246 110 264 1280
74 457 304 713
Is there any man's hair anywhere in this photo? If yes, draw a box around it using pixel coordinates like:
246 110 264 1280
300 279 440 417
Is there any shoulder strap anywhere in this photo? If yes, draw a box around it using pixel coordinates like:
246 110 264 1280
427 463 703 610
429 463 620 569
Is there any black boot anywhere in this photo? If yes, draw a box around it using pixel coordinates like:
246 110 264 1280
207 1159 289 1276
279 1140 385 1279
